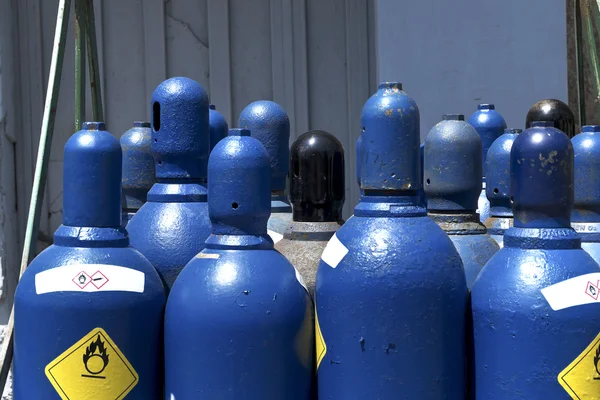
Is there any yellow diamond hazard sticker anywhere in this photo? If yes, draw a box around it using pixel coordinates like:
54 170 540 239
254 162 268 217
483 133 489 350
45 328 138 400
315 306 326 369
558 332 600 399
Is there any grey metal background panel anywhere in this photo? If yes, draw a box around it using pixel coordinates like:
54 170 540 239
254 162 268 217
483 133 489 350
7 0 376 237
377 0 568 140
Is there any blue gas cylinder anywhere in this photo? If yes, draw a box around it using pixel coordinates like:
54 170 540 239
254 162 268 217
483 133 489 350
424 114 499 288
419 141 426 206
484 128 521 247
572 125 600 263
121 121 156 227
127 77 212 290
315 82 467 399
209 104 228 152
356 134 363 188
165 128 313 399
239 101 292 242
275 130 345 296
471 121 600 399
468 104 507 223
13 122 166 399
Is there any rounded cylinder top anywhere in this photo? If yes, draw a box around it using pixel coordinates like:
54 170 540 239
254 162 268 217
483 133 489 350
525 99 575 138
208 128 271 235
238 100 290 192
356 134 363 187
424 116 482 211
467 103 507 178
443 114 464 121
209 104 229 153
290 130 345 222
360 81 420 192
63 122 122 227
151 77 210 180
486 129 521 208
511 124 573 228
121 121 156 210
573 126 600 214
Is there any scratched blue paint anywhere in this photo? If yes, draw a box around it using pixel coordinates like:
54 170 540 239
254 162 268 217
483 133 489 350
127 77 212 291
316 82 467 399
165 129 313 399
13 122 165 399
471 121 600 398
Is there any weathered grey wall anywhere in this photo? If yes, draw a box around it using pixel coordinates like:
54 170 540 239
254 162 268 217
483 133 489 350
8 0 377 245
377 0 568 139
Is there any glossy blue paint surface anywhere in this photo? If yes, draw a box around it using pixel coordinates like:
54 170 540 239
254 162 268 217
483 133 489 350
484 128 521 246
471 122 600 398
239 100 292 235
127 77 211 290
467 104 507 178
424 114 499 289
209 104 228 153
121 121 156 227
13 122 165 399
316 83 467 399
572 125 600 264
165 129 313 399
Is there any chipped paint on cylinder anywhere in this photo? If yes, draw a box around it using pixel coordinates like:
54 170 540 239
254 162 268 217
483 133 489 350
121 121 156 227
472 121 600 399
127 77 212 291
209 104 228 153
572 125 600 263
239 100 292 236
14 122 166 399
165 128 313 399
526 98 576 138
484 128 521 247
424 114 499 288
275 130 345 295
316 82 467 399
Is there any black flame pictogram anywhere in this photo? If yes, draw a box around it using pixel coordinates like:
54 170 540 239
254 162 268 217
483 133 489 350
82 335 109 378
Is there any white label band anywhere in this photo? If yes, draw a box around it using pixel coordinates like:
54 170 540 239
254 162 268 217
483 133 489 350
321 233 349 268
572 223 600 233
35 264 145 294
294 267 308 292
267 229 284 244
541 272 600 311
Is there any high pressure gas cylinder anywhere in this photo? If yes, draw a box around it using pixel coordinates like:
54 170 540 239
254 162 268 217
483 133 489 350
572 125 600 263
468 104 507 223
424 114 499 288
356 134 363 188
209 104 228 152
526 98 575 138
127 77 211 290
239 101 292 243
121 121 156 227
275 130 345 296
471 121 600 399
419 141 426 206
13 122 165 400
315 82 467 399
484 128 521 247
165 128 313 399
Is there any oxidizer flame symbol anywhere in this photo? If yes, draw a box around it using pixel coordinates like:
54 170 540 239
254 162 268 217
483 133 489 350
594 343 600 376
83 335 109 375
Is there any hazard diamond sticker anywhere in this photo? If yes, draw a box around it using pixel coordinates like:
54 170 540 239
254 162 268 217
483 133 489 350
45 328 138 400
315 306 327 369
558 332 600 399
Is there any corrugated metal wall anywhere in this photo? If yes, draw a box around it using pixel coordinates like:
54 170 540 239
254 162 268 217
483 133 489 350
9 0 377 242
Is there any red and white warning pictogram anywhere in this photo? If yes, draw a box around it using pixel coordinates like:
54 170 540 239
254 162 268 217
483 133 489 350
72 271 92 289
585 280 600 300
90 270 109 289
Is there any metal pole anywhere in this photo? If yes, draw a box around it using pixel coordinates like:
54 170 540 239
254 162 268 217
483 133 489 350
75 0 86 131
0 0 72 391
84 0 104 121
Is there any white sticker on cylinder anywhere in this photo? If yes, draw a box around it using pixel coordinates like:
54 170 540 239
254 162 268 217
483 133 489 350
294 267 308 292
321 233 349 268
35 264 145 294
268 229 284 244
541 272 600 311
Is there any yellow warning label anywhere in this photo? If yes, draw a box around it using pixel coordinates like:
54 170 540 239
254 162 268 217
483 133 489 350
558 332 600 399
315 306 327 369
45 328 138 400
